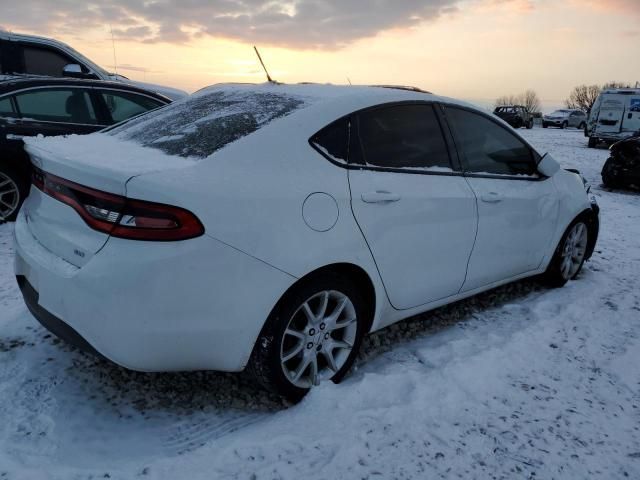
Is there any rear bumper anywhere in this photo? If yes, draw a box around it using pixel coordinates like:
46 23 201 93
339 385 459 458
543 119 567 126
13 210 295 372
17 275 103 357
592 131 635 142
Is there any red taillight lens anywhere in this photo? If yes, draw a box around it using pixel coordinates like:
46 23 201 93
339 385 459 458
32 168 205 241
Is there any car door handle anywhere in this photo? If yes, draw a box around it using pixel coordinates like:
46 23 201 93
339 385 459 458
480 192 504 203
361 191 401 203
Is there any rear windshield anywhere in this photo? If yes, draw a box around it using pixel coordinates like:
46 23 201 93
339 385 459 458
600 96 625 110
106 88 309 158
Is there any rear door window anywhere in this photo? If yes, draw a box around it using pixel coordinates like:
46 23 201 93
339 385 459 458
14 88 99 124
355 104 451 170
445 106 537 176
22 45 74 77
99 90 165 124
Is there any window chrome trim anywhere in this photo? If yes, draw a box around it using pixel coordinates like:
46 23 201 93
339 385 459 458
10 118 107 128
94 87 169 105
463 172 547 182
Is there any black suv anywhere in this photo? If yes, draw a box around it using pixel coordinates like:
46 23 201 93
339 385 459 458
493 105 534 129
0 77 171 221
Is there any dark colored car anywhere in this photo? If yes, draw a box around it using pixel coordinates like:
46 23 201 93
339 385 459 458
0 77 171 221
601 134 640 189
493 105 534 129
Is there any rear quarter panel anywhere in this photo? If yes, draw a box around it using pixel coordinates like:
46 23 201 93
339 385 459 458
124 103 392 330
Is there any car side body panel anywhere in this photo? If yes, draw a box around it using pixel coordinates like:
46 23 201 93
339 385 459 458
12 84 599 374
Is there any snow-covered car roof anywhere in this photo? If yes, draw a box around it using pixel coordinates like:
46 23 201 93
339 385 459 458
104 82 470 159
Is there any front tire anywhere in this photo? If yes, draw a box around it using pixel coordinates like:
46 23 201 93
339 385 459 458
588 136 598 148
542 218 590 288
248 273 367 402
0 165 28 222
526 119 534 129
561 121 568 130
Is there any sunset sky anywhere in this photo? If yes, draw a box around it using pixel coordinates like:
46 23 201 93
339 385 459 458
2 0 639 111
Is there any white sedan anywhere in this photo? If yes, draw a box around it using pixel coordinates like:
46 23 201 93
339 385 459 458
14 84 599 400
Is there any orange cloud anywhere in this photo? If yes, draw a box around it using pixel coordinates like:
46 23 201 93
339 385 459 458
478 0 535 13
575 0 640 15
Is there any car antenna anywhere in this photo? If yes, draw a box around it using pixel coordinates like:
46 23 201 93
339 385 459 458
110 24 118 76
254 46 275 83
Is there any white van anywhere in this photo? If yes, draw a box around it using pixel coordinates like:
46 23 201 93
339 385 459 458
587 88 640 147
0 30 187 100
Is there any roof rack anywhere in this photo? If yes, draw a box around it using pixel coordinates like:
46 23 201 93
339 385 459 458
370 85 432 94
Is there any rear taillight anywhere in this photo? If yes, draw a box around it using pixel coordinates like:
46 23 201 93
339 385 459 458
32 168 204 241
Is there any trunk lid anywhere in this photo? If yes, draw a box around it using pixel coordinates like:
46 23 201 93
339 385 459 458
22 133 192 267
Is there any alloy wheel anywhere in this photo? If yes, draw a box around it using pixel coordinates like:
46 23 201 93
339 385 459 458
280 290 358 388
0 172 20 221
560 222 588 280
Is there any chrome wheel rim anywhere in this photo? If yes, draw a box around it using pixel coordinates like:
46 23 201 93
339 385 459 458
560 222 588 280
0 172 20 221
280 290 358 389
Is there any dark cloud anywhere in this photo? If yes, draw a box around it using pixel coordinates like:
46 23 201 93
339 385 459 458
2 0 463 49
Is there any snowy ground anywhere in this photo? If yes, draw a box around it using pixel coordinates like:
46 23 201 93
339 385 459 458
1 127 639 479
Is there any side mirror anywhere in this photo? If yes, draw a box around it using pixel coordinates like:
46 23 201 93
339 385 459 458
538 153 560 177
62 64 94 79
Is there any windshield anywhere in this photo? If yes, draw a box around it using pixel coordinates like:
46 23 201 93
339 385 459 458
106 86 310 158
601 96 625 110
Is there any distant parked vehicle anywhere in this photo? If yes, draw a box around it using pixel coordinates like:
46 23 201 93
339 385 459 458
14 83 599 401
587 88 640 148
0 30 187 100
0 76 170 221
493 105 533 129
601 134 640 189
542 109 587 130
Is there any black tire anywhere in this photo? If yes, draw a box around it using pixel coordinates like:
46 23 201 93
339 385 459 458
526 119 534 129
543 123 548 128
561 121 568 130
588 136 598 148
578 122 586 130
248 272 368 402
542 217 590 288
601 157 622 188
0 164 29 222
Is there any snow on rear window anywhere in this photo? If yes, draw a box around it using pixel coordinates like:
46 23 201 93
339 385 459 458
106 89 308 158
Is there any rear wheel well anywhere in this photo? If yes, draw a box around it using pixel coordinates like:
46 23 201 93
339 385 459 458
272 263 376 335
